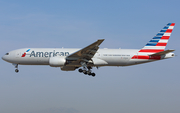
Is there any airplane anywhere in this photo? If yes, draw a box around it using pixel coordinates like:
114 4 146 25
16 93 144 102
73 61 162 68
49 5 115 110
2 23 175 77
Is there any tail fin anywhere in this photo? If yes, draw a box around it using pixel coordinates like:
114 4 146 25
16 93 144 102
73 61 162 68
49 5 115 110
139 23 175 54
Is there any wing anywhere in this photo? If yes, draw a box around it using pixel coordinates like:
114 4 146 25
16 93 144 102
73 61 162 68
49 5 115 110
66 39 104 65
150 49 175 56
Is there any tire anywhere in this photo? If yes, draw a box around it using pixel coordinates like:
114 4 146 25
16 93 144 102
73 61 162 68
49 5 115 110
78 69 83 73
15 69 19 73
83 70 87 75
87 71 91 75
91 73 95 77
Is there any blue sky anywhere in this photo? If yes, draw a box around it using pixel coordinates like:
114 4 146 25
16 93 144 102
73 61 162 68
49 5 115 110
0 0 180 113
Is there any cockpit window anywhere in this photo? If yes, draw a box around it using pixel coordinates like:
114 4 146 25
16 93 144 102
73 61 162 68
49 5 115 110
5 53 9 55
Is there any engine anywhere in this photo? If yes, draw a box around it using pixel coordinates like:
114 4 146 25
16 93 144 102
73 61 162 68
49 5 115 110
49 57 66 67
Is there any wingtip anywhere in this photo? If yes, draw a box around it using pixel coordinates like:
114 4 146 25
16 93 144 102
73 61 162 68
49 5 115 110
98 39 105 41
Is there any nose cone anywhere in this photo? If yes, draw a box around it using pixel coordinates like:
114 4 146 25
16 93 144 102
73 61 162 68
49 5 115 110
2 55 7 61
2 54 10 62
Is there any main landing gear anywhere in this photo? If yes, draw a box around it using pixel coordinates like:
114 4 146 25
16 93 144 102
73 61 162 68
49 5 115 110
13 64 19 73
78 68 96 77
78 62 96 77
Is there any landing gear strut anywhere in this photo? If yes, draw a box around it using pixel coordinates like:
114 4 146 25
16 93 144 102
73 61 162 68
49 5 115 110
78 62 96 77
13 64 19 73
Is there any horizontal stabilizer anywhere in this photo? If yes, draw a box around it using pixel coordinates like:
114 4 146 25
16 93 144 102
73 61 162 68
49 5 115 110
150 49 175 56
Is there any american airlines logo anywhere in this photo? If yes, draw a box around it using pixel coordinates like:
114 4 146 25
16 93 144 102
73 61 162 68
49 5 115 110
21 49 69 57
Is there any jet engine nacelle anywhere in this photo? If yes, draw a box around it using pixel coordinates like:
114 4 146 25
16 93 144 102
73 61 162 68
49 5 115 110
49 57 66 67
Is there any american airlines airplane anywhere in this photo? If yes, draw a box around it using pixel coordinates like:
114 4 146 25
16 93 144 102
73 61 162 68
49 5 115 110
2 23 175 77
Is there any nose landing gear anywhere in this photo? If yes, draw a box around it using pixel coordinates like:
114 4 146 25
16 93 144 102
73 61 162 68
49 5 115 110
13 64 19 73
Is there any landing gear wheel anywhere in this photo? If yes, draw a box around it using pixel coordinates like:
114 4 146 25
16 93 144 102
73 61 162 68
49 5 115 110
87 71 91 75
78 69 83 73
79 62 96 77
91 73 95 77
83 70 87 75
15 69 19 73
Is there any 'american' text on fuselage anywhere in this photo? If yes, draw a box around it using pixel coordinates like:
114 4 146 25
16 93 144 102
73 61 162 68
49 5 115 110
29 51 69 57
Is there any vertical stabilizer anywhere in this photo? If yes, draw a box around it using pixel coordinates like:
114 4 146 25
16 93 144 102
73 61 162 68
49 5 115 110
131 23 175 60
139 23 175 54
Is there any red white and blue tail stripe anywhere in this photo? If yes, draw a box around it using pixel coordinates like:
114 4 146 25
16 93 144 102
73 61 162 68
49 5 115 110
132 23 175 60
140 23 175 53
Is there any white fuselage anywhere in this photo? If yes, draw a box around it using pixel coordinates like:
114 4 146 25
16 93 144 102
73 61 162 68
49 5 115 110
2 48 174 67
